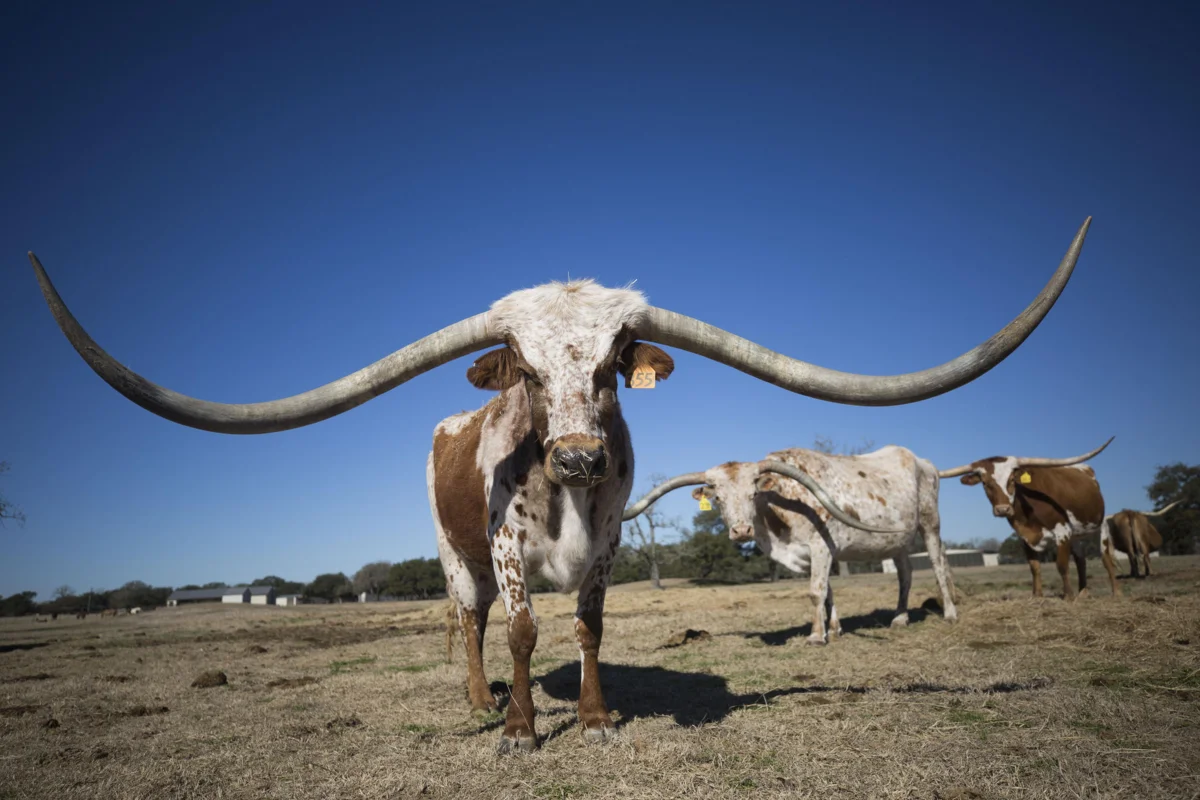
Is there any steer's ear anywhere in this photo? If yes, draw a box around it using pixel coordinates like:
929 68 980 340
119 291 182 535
960 472 982 486
691 486 707 500
466 347 522 391
756 475 779 493
619 342 674 387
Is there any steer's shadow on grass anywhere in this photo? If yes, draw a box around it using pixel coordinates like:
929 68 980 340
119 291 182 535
456 667 1049 745
741 603 940 646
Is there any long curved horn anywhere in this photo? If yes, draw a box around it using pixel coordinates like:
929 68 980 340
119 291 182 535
638 218 1091 406
622 473 708 521
759 461 907 533
938 463 982 479
1142 500 1182 517
28 253 501 434
1013 436 1114 468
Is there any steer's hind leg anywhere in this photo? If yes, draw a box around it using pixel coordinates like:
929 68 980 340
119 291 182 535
807 543 834 645
440 548 498 714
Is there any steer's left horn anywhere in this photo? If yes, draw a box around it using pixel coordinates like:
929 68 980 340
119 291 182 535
637 218 1092 406
1142 500 1182 517
937 464 982 479
758 461 907 533
623 473 708 520
1013 436 1114 468
28 253 502 434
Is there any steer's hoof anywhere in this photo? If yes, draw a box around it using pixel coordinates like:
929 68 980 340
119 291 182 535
582 723 615 744
497 733 538 754
943 610 959 624
1077 588 1090 599
890 613 909 628
805 634 827 647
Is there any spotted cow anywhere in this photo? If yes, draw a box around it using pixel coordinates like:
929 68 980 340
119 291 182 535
941 438 1118 599
1101 501 1181 579
625 445 958 645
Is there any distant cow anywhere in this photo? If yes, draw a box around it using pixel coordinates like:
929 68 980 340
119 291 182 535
100 608 118 618
624 445 957 645
1102 501 1181 579
75 610 87 620
130 607 142 615
941 438 1117 599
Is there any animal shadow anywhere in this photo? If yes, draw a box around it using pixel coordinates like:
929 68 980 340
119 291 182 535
741 605 932 646
536 663 825 727
0 642 50 654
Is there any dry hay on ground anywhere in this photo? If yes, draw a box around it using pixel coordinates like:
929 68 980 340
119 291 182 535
2 558 1199 799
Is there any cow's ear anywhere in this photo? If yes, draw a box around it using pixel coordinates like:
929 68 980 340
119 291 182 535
757 475 778 493
691 486 706 500
466 347 522 391
619 342 674 387
960 473 982 486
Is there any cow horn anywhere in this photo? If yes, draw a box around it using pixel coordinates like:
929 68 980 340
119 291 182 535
758 461 908 533
1013 436 1114 468
937 464 982 479
638 218 1091 406
622 473 708 521
28 253 502 434
1142 500 1182 517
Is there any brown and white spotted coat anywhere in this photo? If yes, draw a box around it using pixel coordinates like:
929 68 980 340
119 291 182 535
1101 510 1164 579
960 460 1119 598
693 446 958 645
427 280 673 753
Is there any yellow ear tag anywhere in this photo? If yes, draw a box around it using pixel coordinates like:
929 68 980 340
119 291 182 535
699 495 712 511
1019 472 1032 485
630 365 656 389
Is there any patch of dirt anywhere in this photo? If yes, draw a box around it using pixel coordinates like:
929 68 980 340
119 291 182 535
3 673 55 684
246 645 269 654
42 718 60 729
100 675 134 683
191 670 228 688
663 629 712 647
267 676 319 689
125 705 169 717
0 705 42 718
325 715 363 731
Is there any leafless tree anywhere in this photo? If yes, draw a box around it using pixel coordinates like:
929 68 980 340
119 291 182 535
812 435 876 457
0 462 24 526
53 585 74 601
624 475 682 590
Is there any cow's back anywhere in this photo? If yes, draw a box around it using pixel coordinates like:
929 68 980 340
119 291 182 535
1020 465 1104 529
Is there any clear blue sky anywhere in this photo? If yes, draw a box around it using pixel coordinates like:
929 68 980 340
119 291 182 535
2 2 1197 599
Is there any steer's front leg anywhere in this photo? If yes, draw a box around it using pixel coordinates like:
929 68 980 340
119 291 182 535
575 542 617 743
491 524 538 754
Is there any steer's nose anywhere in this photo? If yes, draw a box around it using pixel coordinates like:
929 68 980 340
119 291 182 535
547 435 609 487
993 504 1013 518
730 524 754 542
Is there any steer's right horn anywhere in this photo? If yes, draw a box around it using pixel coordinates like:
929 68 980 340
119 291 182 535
623 473 708 520
1012 436 1114 468
28 253 502 434
637 218 1092 406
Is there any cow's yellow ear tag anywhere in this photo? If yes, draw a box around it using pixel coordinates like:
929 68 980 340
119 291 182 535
1019 472 1032 485
699 495 712 511
630 365 656 389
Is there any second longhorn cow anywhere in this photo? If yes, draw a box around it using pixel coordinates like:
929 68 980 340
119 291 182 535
940 437 1117 599
1101 501 1181 579
624 445 959 644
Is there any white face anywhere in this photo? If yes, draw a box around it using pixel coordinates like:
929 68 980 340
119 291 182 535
472 280 673 487
694 462 765 543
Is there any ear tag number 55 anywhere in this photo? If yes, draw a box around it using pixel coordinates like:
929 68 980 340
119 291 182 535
630 365 656 389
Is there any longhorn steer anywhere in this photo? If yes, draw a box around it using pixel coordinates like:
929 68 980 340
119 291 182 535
1101 501 1180 579
940 438 1118 599
625 446 958 644
28 218 1090 753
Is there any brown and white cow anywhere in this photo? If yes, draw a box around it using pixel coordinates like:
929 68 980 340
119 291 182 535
940 438 1118 599
624 445 958 644
28 218 1090 753
1101 501 1180 579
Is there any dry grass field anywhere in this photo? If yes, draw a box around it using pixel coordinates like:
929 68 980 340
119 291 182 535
3 558 1199 800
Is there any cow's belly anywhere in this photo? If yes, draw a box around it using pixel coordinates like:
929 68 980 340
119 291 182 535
1026 519 1102 553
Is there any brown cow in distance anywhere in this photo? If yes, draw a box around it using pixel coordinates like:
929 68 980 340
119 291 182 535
1102 501 1181 579
941 438 1119 600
